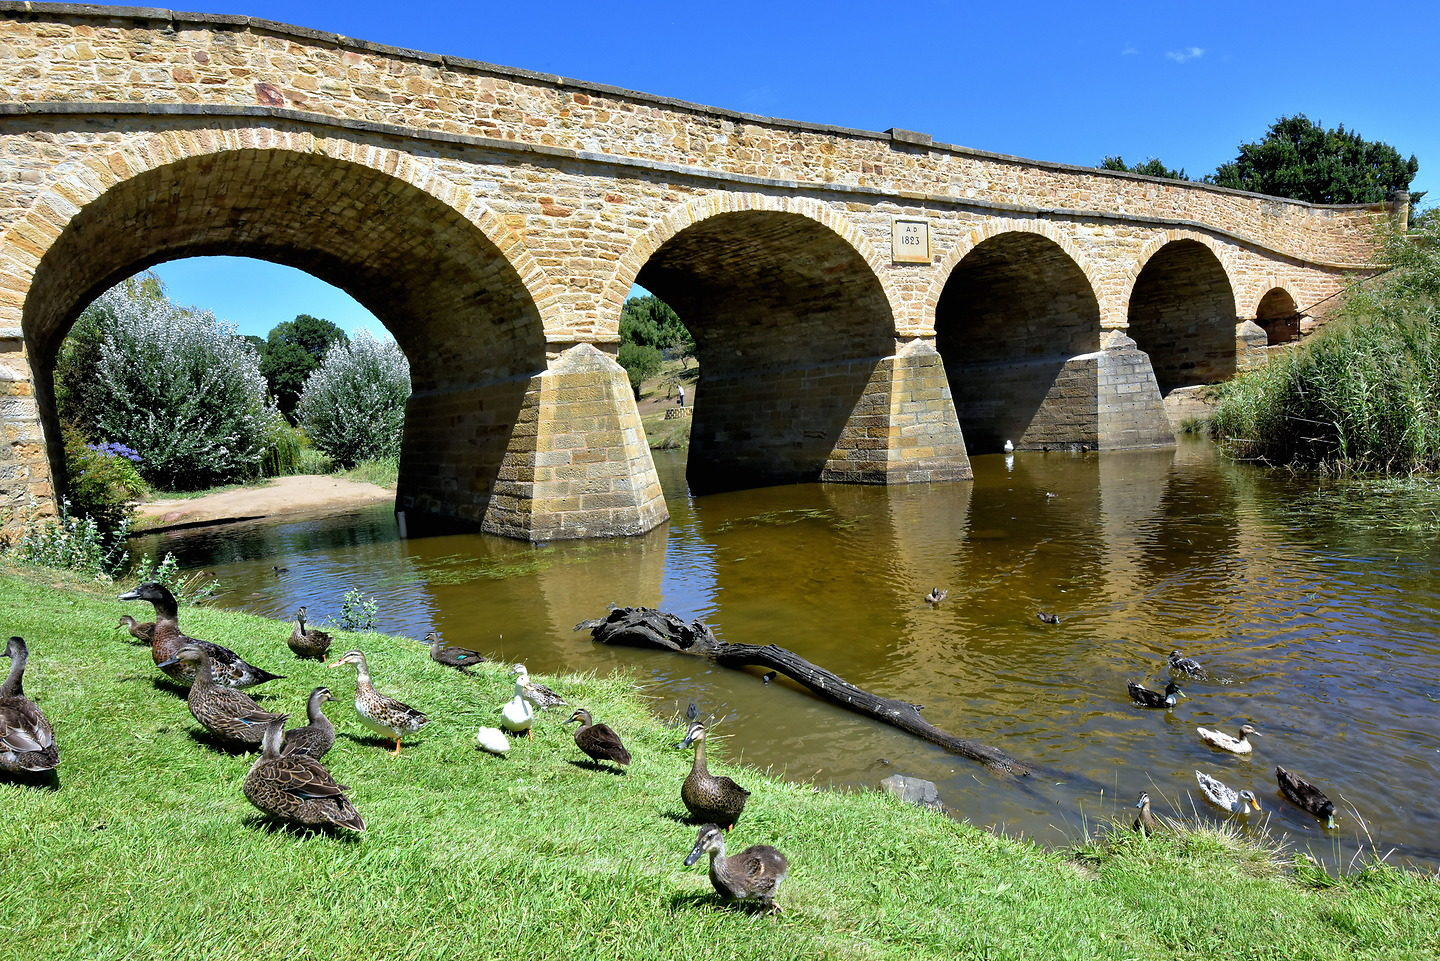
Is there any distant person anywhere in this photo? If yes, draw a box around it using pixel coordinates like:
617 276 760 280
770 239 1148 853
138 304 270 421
677 384 686 407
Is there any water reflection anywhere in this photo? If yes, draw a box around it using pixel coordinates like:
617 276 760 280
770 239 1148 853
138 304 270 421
132 439 1440 868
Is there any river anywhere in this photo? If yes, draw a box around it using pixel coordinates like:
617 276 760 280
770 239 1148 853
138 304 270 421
132 438 1440 869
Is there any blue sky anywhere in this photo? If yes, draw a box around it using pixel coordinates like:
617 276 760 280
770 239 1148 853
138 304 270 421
142 0 1439 337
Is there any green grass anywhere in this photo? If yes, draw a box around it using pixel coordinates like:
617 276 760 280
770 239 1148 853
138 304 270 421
2 568 1437 960
337 456 399 489
147 482 245 501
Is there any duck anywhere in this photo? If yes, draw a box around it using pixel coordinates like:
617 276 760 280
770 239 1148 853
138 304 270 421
243 715 365 832
287 607 331 661
683 823 789 914
1276 766 1337 829
115 615 155 645
1197 723 1260 754
423 631 488 674
157 645 287 751
1168 649 1206 679
1133 791 1157 835
280 686 336 759
0 637 60 774
924 587 948 604
329 650 430 755
475 726 511 756
1127 679 1185 709
1195 770 1261 815
513 663 567 710
566 708 631 770
1002 439 1015 453
679 721 750 830
1036 611 1061 625
119 582 283 690
500 665 535 737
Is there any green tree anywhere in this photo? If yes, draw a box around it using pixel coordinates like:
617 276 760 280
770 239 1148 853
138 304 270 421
1100 155 1188 180
1207 114 1421 205
296 332 410 468
621 294 693 358
617 342 662 400
56 272 166 435
260 314 348 417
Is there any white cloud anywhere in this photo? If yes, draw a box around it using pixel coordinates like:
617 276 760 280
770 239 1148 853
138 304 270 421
1165 46 1205 63
1121 44 1138 56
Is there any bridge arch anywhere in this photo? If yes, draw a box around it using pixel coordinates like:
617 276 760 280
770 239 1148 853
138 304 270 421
614 194 907 492
1124 231 1240 395
1255 287 1301 345
932 226 1104 452
8 128 555 529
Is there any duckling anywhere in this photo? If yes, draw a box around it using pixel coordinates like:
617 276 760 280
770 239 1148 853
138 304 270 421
119 582 283 689
683 823 788 914
1133 791 1158 835
475 726 511 756
0 637 60 774
157 645 286 750
280 686 336 759
1036 611 1061 625
566 708 631 770
500 665 535 737
243 715 365 832
1127 679 1185 709
329 650 429 755
1195 770 1261 815
287 607 331 661
115 615 155 646
679 721 750 830
1276 766 1337 829
1002 439 1015 453
423 631 488 674
924 587 948 604
1168 649 1206 679
512 663 567 710
1197 723 1260 754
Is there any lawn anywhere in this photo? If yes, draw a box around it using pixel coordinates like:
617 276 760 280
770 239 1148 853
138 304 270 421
1 569 1436 960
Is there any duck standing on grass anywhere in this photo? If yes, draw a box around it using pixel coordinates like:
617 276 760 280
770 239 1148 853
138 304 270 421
566 708 631 770
422 631 489 674
500 665 535 737
329 650 430 755
0 637 60 774
119 582 283 689
157 645 286 751
1133 792 1158 835
287 607 331 661
679 721 750 830
683 824 789 914
244 715 365 832
280 687 336 760
115 615 155 645
514 663 567 711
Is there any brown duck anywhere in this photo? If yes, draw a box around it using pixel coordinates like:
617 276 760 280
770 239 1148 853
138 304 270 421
157 645 286 750
679 721 749 830
566 708 631 770
287 607 332 661
683 823 789 914
115 615 155 645
244 715 366 832
281 686 337 759
1 637 60 774
119 582 283 689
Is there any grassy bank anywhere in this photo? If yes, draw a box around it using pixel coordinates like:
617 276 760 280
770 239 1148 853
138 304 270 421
2 569 1436 960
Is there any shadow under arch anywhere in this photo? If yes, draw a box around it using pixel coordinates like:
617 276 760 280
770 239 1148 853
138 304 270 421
632 208 899 494
21 146 548 529
1256 287 1300 345
1126 238 1238 394
934 230 1102 453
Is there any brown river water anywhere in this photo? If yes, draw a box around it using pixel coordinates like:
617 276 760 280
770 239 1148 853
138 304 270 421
133 439 1440 869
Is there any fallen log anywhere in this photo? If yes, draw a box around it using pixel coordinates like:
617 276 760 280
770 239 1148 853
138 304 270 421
575 606 1030 777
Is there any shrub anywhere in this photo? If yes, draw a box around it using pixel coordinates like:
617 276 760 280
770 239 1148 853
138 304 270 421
73 284 276 490
258 413 304 478
295 447 335 475
326 587 378 631
341 456 399 488
618 342 662 399
296 332 410 468
12 499 132 580
131 552 223 605
61 427 148 532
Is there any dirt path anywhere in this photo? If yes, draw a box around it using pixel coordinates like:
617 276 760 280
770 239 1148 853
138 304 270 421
137 475 393 531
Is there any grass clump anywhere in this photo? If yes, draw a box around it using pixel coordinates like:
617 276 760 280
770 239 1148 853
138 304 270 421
2 570 1438 960
338 455 399 488
1212 217 1440 472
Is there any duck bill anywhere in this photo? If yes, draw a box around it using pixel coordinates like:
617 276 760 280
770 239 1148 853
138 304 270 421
1325 815 1337 830
1248 797 1262 812
1134 799 1145 810
117 589 141 601
679 732 696 749
326 660 346 669
155 657 180 670
683 845 705 867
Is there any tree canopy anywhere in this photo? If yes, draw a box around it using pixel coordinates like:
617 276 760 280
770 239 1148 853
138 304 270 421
1207 114 1420 205
258 314 348 417
621 295 693 357
1100 156 1188 181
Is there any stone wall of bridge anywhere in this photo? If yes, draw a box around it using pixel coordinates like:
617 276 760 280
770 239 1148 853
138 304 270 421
0 3 1395 540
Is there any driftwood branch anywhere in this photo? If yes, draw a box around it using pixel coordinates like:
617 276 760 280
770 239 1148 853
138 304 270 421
575 606 1029 777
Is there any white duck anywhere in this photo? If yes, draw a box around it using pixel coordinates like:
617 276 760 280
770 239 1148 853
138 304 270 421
1195 770 1261 815
1197 723 1261 755
500 664 535 737
475 726 511 755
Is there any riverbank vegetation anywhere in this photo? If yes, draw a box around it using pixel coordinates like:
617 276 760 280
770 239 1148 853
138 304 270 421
2 567 1437 960
1211 215 1440 472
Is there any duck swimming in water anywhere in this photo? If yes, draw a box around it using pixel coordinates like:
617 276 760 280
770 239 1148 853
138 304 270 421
1127 679 1184 709
1195 770 1261 815
1197 723 1260 755
1168 650 1206 679
1276 766 1337 829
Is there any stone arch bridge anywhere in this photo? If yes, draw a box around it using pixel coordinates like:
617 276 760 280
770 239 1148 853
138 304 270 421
0 3 1398 541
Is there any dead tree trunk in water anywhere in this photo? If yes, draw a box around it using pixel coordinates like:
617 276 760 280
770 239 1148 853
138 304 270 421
575 606 1030 776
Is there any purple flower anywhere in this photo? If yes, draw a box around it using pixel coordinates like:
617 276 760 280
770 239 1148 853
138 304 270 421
89 441 143 464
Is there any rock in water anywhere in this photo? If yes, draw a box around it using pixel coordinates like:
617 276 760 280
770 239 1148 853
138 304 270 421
880 774 942 811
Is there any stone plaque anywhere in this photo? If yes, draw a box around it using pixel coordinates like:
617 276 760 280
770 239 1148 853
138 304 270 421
891 218 931 263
